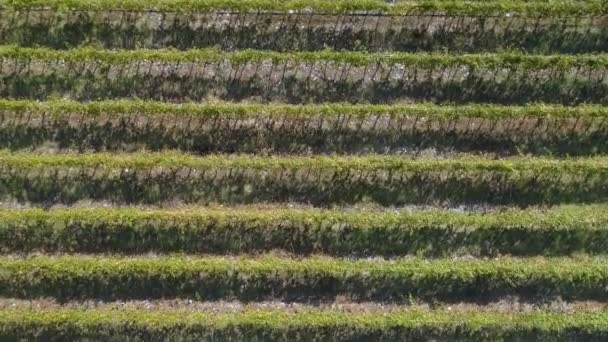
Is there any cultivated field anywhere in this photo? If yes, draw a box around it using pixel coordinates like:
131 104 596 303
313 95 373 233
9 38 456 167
1 0 608 340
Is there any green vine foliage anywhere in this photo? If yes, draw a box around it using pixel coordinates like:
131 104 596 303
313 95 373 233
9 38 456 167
0 152 606 206
1 100 607 155
0 205 607 257
1 8 607 53
2 255 608 301
1 48 607 104
2 308 608 341
0 1 607 339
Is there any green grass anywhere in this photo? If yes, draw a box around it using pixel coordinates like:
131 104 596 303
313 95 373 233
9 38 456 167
2 99 606 120
2 307 608 340
1 255 608 301
2 205 608 257
1 45 606 68
0 0 605 15
1 151 607 172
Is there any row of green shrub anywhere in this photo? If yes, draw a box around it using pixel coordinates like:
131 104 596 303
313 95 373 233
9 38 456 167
2 0 606 15
8 114 606 155
1 255 607 301
2 10 606 53
1 206 607 256
4 73 606 104
2 48 606 103
0 152 606 205
2 307 608 341
1 100 606 154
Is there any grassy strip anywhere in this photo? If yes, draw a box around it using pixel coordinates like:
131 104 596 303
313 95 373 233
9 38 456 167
0 151 606 172
1 255 608 301
1 307 608 340
2 205 608 256
0 0 605 16
2 99 607 120
1 45 606 68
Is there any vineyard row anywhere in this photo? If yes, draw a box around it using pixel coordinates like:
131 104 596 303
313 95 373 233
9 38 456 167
1 9 607 53
1 307 607 340
2 255 608 301
0 100 606 155
0 152 605 205
1 205 607 256
1 48 606 103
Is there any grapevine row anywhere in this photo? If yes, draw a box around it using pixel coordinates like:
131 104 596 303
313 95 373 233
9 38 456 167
1 307 607 340
1 7 606 52
2 47 606 104
1 205 607 257
2 255 608 301
0 152 605 205
1 100 607 155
